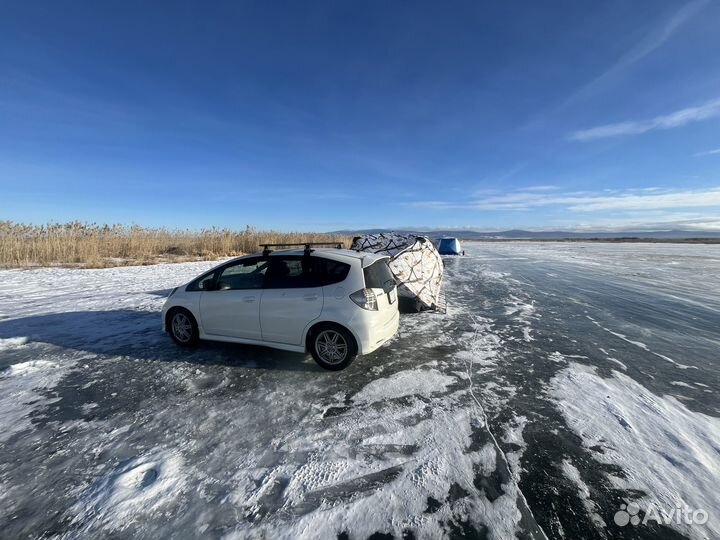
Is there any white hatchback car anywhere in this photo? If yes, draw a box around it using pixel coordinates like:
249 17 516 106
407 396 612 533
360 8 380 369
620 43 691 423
162 246 400 370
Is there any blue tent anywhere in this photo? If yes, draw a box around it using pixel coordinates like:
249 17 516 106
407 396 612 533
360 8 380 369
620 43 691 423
437 237 462 255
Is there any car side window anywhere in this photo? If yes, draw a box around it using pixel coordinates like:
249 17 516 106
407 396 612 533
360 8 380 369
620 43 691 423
265 256 322 289
318 258 351 286
216 258 268 290
187 270 217 291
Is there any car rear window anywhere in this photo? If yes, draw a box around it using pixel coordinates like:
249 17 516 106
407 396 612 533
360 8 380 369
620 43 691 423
363 259 395 292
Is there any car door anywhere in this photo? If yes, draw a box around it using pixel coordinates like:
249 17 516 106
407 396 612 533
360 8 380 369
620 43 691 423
199 257 268 340
260 256 323 345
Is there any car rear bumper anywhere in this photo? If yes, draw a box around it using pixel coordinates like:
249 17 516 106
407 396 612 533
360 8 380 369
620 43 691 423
356 307 399 355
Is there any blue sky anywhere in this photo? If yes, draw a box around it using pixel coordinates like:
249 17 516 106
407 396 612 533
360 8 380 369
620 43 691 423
1 1 720 232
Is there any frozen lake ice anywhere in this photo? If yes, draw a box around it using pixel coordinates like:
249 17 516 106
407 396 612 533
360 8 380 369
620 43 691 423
1 242 719 539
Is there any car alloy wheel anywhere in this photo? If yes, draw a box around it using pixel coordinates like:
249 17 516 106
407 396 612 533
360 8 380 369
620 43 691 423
315 329 348 365
172 312 193 343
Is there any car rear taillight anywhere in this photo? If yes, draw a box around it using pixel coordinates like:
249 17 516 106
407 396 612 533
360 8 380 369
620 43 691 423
350 288 378 311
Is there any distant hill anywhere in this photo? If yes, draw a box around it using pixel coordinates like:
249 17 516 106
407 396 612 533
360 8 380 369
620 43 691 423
334 229 720 241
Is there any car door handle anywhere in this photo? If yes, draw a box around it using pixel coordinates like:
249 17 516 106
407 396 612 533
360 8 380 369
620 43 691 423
303 294 319 301
242 296 256 303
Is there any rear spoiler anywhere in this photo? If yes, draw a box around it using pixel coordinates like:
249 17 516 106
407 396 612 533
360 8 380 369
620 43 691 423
361 254 390 268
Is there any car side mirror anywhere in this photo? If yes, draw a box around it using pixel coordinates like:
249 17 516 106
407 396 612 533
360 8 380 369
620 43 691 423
217 281 232 291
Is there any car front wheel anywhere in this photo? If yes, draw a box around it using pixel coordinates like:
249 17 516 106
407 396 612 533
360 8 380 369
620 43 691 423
168 308 199 347
310 324 357 370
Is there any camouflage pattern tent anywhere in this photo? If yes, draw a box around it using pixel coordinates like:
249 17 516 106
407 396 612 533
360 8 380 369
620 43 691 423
351 233 443 312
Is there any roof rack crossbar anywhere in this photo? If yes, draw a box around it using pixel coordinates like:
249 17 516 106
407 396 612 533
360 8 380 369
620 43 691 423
260 242 344 257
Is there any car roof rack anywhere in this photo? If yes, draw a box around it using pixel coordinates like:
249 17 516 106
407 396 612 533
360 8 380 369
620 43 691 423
260 242 344 257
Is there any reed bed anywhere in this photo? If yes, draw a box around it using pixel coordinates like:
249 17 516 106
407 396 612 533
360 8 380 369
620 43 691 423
0 221 353 268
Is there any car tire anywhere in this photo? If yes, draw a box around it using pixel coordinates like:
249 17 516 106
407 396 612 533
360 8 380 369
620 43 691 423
168 308 199 347
309 323 357 371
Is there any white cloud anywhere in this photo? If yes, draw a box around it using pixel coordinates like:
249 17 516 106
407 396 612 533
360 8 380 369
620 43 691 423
523 0 709 130
547 214 720 232
570 98 720 141
518 185 559 192
695 148 720 156
408 187 720 213
565 189 720 211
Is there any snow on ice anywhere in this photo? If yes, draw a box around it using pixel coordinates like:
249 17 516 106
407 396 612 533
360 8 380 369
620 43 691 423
1 243 719 539
550 362 720 540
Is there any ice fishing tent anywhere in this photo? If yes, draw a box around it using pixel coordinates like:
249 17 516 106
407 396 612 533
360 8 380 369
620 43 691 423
351 233 443 313
437 237 462 255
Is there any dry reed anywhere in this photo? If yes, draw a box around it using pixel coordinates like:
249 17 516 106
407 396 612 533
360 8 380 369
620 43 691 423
0 221 353 268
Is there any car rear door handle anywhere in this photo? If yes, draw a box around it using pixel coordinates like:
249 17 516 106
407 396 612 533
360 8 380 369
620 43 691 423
303 294 319 301
243 296 256 303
